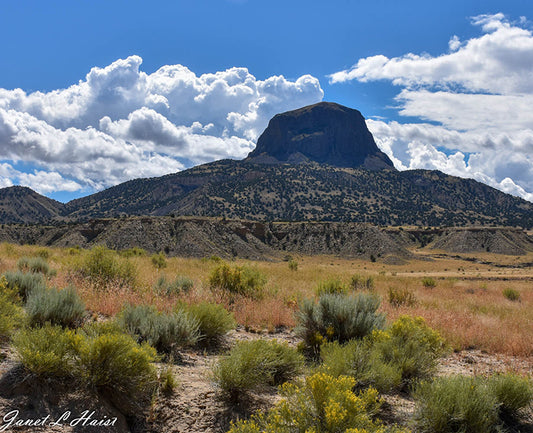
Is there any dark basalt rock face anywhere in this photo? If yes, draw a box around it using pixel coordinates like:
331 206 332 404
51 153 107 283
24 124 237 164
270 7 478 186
246 102 395 170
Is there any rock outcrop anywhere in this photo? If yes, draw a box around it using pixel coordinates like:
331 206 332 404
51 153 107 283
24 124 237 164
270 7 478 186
430 227 533 255
246 102 395 170
0 217 411 261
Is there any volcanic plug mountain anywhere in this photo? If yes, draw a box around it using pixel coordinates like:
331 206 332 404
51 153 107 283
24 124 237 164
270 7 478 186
0 101 532 228
246 102 395 170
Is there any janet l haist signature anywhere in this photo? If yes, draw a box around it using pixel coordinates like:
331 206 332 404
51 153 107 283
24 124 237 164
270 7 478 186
1 409 118 430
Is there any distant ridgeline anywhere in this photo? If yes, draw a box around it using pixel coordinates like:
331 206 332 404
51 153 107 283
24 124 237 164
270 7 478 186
0 102 532 228
0 218 532 260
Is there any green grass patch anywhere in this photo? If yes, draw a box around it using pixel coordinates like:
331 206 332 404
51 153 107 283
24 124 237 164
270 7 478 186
151 252 167 269
350 274 375 291
503 288 520 302
0 277 24 341
421 277 437 288
388 287 417 307
315 278 347 296
154 274 194 295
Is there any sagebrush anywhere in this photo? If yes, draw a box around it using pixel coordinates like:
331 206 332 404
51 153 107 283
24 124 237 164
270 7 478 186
297 293 385 358
118 304 199 354
26 285 86 328
213 339 303 402
17 256 55 276
3 270 46 301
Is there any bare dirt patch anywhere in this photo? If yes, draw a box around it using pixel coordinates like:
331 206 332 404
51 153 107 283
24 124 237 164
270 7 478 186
2 328 532 433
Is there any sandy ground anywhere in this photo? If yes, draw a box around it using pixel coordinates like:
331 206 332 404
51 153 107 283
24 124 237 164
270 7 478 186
2 327 532 433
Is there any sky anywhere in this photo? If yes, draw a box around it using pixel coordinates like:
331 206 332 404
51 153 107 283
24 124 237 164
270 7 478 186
1 0 533 203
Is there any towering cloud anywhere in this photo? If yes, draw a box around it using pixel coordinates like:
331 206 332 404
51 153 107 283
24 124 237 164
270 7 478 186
0 56 323 193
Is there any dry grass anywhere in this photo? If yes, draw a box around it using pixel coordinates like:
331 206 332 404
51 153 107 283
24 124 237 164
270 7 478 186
231 297 297 331
378 277 533 356
2 243 533 355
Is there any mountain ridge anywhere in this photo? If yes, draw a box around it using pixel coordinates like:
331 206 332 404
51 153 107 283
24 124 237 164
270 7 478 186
0 186 65 223
0 102 532 228
0 216 531 259
1 160 531 228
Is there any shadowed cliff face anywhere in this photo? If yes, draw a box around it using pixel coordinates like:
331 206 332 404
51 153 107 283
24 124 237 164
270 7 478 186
246 102 395 170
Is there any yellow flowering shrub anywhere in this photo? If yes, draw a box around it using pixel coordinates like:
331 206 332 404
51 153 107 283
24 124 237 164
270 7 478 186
0 276 24 340
77 331 157 394
321 315 447 393
13 322 158 414
378 316 444 353
214 339 304 402
13 324 82 377
209 263 266 298
320 316 446 392
227 372 409 433
371 316 446 385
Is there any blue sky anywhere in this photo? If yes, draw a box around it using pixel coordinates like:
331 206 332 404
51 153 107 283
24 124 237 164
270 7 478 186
1 0 533 202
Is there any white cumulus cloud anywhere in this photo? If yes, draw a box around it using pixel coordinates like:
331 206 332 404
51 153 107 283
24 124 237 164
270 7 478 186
329 13 533 94
0 162 81 195
331 13 533 202
0 56 323 195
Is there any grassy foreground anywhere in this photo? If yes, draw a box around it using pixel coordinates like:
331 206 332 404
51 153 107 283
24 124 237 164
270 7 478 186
1 241 533 433
0 242 531 356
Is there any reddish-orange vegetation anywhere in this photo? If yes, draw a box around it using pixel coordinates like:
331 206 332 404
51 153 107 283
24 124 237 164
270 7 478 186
2 242 532 357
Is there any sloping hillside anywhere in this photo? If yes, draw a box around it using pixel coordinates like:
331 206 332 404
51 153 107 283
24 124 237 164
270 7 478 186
58 161 533 227
1 102 532 227
0 217 412 261
0 186 64 223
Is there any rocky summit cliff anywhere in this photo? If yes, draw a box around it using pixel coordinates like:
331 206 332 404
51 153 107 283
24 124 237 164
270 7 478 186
246 102 395 170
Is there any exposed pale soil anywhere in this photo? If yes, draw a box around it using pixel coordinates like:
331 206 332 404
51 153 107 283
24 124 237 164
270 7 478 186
1 328 532 433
